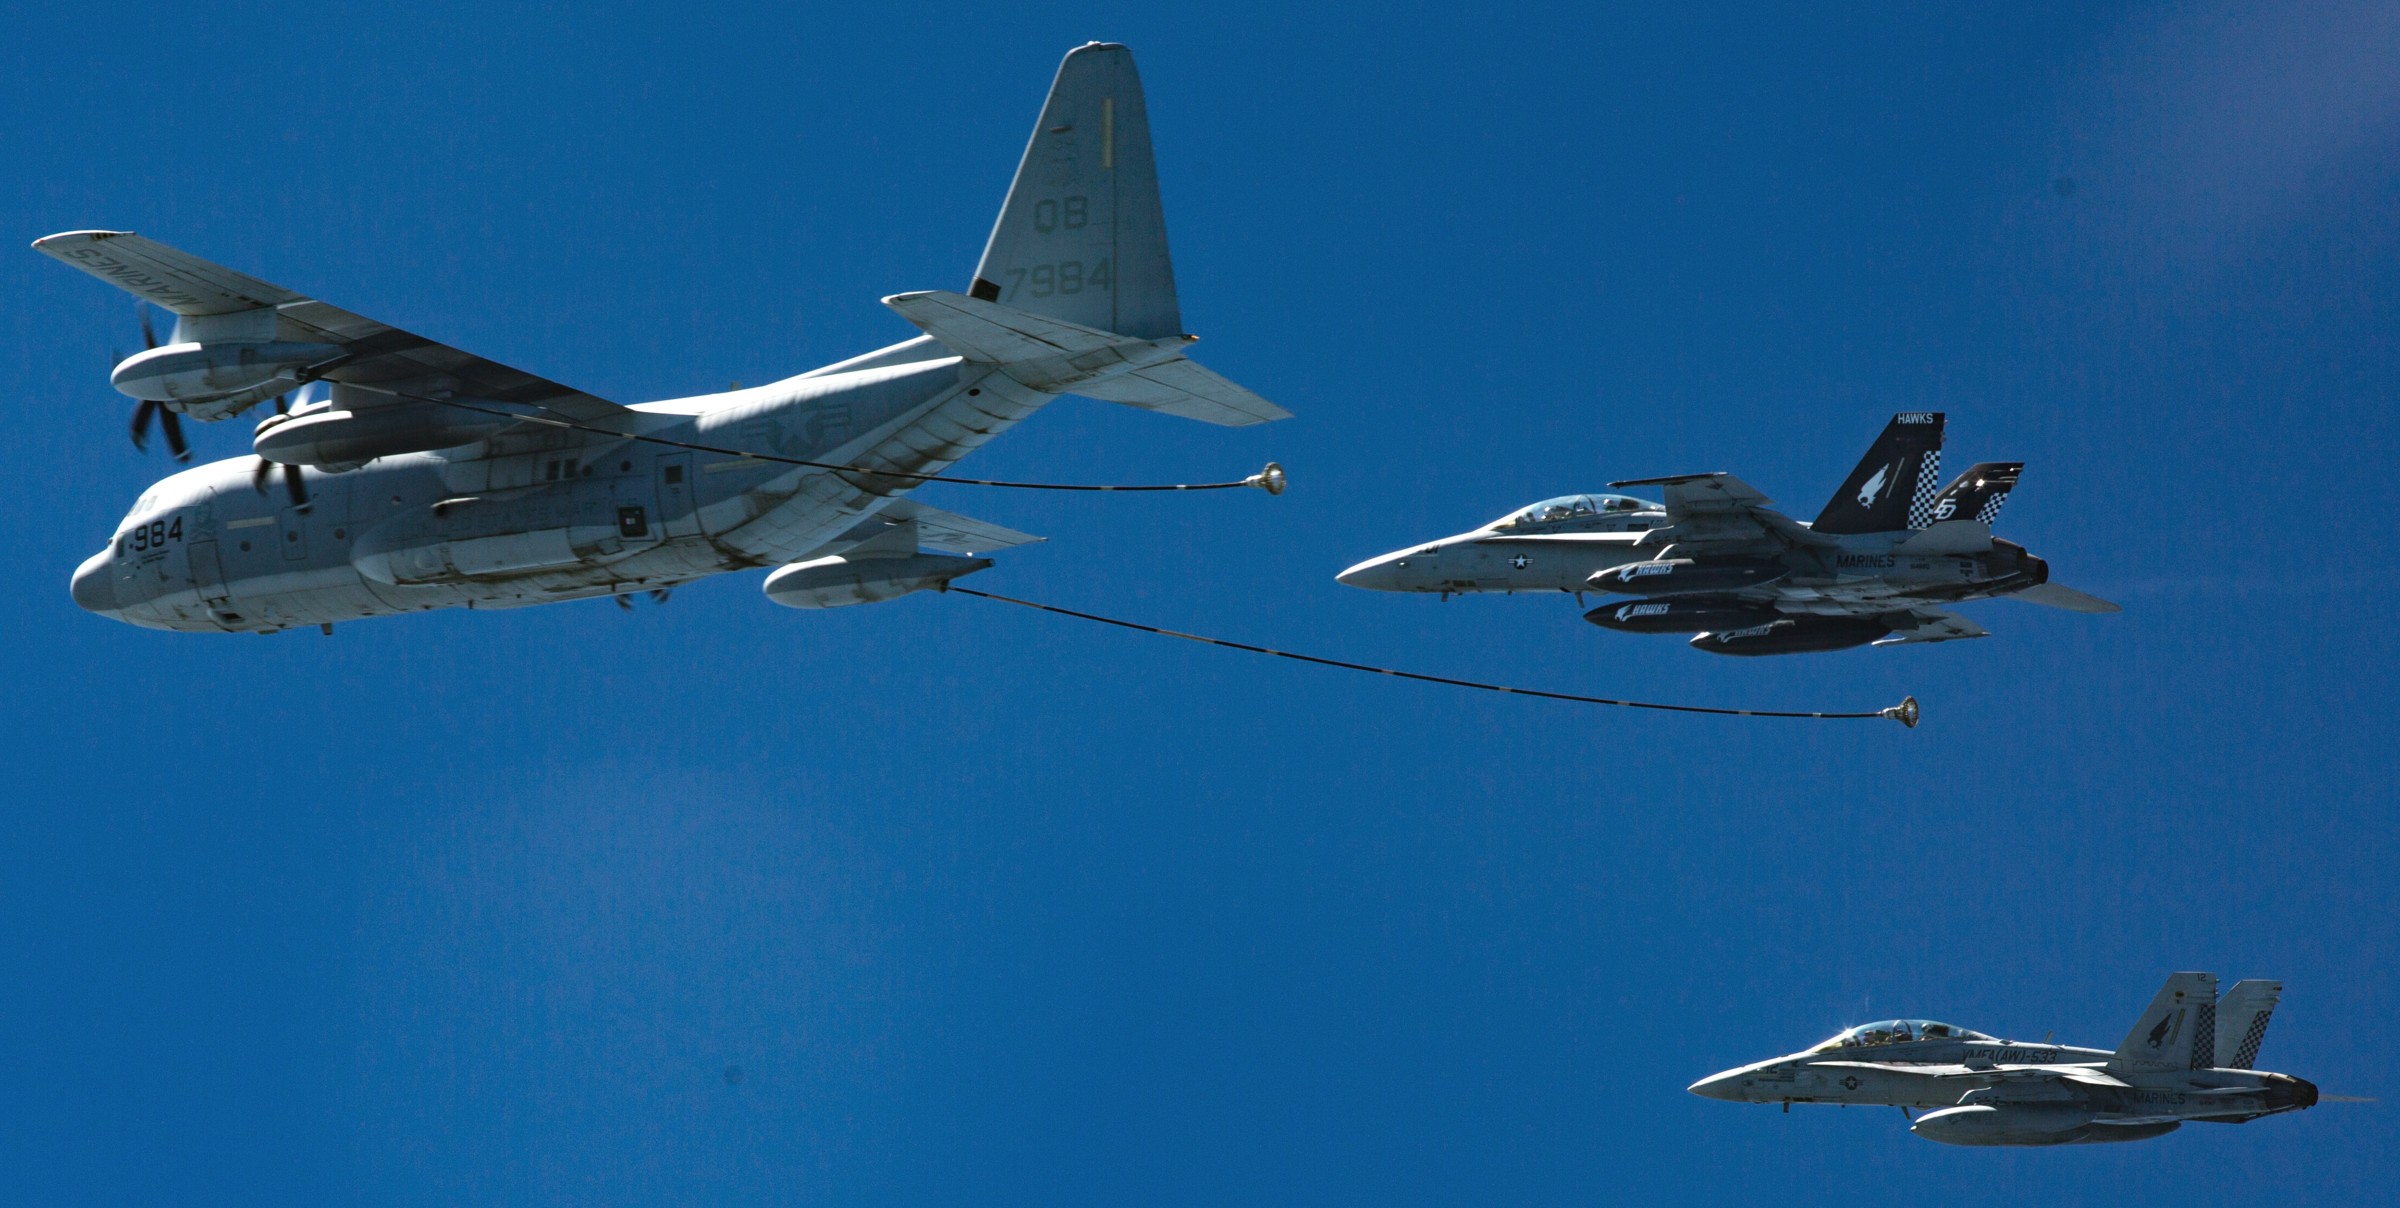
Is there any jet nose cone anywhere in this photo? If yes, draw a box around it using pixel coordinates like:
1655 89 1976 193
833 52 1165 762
1687 1070 1747 1101
69 549 117 615
1337 551 1407 591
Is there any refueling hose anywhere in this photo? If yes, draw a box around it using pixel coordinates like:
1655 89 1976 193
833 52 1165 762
947 586 1919 726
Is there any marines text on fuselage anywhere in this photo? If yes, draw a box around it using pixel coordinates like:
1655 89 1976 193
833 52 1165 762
1336 413 2114 655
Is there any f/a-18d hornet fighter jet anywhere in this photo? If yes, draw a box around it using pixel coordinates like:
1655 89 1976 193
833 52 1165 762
1336 413 2113 655
1688 974 2327 1146
47 43 1286 634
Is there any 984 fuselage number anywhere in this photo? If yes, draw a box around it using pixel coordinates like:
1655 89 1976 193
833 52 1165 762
118 514 181 555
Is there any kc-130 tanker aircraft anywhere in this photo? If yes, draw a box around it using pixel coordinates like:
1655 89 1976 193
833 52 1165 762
1688 974 2327 1146
1337 413 2115 655
46 43 1285 634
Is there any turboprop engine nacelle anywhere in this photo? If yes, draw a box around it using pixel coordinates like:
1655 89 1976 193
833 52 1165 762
1590 557 1786 596
112 341 345 414
1585 598 1779 635
1688 616 1888 656
763 552 991 609
255 402 516 467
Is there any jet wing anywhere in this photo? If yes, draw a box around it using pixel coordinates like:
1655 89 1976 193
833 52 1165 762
1871 607 1991 645
1609 473 1834 550
34 230 630 423
1807 1061 2127 1088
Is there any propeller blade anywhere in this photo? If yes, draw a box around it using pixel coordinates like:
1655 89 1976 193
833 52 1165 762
649 588 673 604
281 462 311 512
158 408 190 462
253 457 275 494
138 304 159 350
272 391 291 415
615 594 634 611
130 400 157 451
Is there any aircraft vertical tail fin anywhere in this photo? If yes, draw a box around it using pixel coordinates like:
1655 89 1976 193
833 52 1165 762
2214 979 2283 1070
970 42 1181 340
1926 461 2022 528
2110 972 2221 1074
1811 413 1945 534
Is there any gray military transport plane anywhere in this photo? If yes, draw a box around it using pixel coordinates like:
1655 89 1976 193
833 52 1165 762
1689 974 2324 1146
46 43 1285 635
1336 413 2114 655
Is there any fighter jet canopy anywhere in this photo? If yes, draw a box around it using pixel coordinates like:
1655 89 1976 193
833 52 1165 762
1808 1020 1997 1052
1491 493 1656 530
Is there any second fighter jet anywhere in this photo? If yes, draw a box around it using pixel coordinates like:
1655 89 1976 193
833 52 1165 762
1336 413 2115 655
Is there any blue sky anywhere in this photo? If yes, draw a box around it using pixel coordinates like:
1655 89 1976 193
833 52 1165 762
5 2 2394 1203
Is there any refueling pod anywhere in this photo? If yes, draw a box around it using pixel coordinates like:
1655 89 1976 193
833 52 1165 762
763 551 991 609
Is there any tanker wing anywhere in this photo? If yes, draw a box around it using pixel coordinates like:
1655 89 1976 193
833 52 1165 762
34 229 630 425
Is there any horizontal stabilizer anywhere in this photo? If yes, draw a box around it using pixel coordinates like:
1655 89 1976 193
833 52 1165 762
885 289 1287 426
1873 608 1990 645
2009 582 2121 614
885 289 1136 363
1072 355 1290 426
1893 520 1992 555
